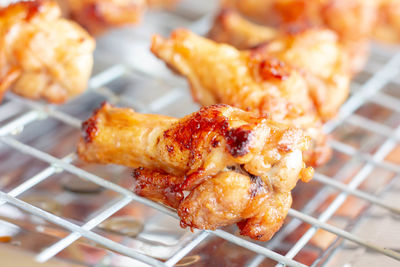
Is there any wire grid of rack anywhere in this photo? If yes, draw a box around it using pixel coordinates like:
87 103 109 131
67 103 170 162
0 1 400 266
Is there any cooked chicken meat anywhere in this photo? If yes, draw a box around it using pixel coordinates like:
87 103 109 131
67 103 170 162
151 29 331 166
57 0 180 34
209 10 350 121
78 103 313 241
222 0 375 74
0 0 95 104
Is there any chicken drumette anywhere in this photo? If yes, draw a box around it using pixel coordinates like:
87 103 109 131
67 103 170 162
78 103 313 241
222 0 376 74
209 10 350 121
151 29 331 166
0 0 95 104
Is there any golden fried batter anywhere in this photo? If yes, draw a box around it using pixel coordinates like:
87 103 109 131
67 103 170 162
151 29 331 166
0 0 95 104
78 103 313 240
222 0 375 74
209 10 350 121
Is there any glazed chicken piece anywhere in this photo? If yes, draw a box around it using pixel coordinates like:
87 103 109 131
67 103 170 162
57 0 180 35
209 10 350 121
222 0 375 74
373 0 400 43
151 29 331 166
78 103 313 241
0 0 95 104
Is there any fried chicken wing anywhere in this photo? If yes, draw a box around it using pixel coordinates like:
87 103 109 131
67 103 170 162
151 29 331 166
178 170 292 242
78 102 310 187
222 0 375 74
222 0 376 40
57 0 180 34
209 10 350 121
0 0 95 104
78 102 313 241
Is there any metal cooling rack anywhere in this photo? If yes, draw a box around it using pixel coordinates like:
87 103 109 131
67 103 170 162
0 1 400 266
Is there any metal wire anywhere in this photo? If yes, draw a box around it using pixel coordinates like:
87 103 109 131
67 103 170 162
0 6 399 267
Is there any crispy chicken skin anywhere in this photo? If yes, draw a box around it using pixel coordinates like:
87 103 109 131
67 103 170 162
78 103 313 240
0 0 95 104
222 0 375 74
57 0 180 34
151 29 331 166
209 10 350 121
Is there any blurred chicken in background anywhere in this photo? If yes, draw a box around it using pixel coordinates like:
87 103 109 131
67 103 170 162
0 0 95 103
